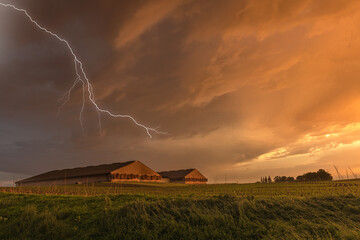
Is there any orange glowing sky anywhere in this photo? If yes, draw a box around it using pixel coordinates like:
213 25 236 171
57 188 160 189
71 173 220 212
1 0 360 185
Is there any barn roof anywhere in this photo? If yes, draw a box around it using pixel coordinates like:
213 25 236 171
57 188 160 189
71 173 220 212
158 169 197 179
16 161 135 184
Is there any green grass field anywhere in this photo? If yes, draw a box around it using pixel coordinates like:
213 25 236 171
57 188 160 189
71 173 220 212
1 181 360 240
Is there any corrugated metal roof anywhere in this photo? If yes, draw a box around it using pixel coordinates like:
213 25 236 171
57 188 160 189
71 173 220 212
16 161 135 183
158 169 195 179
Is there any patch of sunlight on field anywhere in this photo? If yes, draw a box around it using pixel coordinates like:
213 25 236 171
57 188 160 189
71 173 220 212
1 180 360 198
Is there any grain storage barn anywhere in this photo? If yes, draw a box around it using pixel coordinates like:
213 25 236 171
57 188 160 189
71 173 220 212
158 169 207 184
15 161 161 186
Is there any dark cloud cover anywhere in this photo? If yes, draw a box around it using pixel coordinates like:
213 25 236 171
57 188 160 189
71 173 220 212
2 0 360 185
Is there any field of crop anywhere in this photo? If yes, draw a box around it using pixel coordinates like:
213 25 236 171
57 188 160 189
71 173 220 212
1 181 360 240
2 180 360 197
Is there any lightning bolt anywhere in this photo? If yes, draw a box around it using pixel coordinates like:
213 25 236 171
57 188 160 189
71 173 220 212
0 2 166 138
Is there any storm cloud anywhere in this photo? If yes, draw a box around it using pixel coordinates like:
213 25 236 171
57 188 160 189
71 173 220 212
2 0 360 185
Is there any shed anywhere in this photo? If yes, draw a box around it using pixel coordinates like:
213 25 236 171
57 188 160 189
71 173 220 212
158 169 207 184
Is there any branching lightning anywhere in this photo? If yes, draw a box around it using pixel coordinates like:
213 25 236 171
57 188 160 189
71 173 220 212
0 2 166 138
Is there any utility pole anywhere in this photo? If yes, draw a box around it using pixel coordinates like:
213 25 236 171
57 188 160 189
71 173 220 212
349 167 357 179
334 165 343 180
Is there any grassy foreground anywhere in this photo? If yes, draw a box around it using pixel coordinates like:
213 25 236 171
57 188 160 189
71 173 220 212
1 182 360 240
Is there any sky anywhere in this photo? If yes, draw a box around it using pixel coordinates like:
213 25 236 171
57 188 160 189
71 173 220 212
1 0 360 186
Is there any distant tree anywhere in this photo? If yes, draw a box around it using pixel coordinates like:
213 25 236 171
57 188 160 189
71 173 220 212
296 175 304 181
316 169 333 181
268 176 272 183
274 176 283 182
296 169 333 181
287 176 295 182
264 176 268 183
274 176 295 182
260 177 263 183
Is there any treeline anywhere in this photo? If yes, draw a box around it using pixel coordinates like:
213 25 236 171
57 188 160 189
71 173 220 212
296 169 333 181
260 169 333 183
260 176 273 183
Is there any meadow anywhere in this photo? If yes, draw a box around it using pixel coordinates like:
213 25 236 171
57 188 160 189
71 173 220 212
1 181 360 240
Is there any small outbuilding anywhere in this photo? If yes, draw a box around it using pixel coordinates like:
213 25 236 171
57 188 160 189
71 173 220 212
158 169 207 184
15 160 161 186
